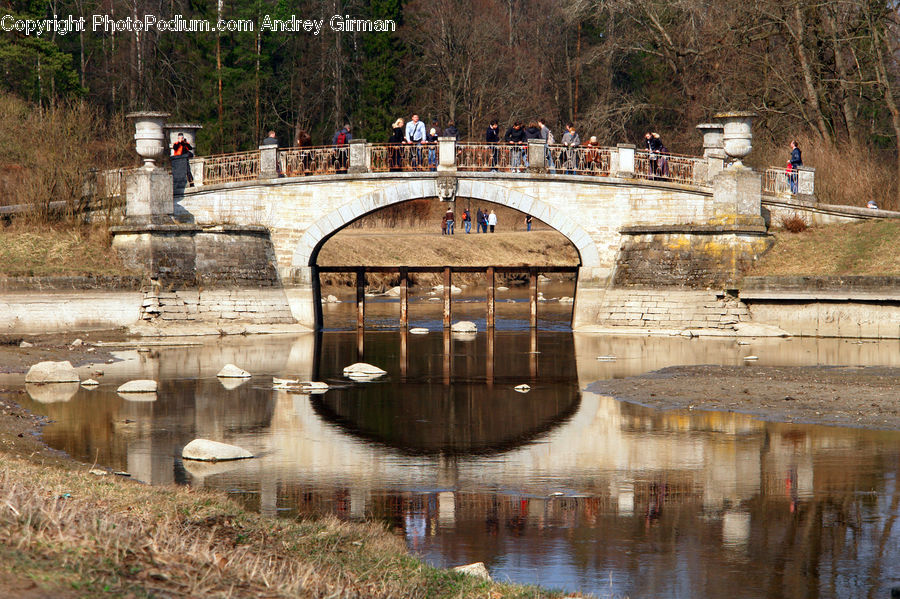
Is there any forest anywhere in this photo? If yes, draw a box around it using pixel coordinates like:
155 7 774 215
1 0 899 209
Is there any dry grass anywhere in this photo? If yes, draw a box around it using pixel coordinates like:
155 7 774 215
749 220 900 276
0 93 132 215
0 455 560 598
0 223 132 277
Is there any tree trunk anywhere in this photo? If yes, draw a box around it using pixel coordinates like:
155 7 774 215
872 23 900 210
791 4 832 144
822 4 859 144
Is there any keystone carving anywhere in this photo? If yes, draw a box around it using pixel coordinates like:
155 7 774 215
436 176 457 202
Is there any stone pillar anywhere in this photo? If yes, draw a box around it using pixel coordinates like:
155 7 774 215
283 266 317 329
616 144 635 178
189 157 204 186
527 139 547 173
437 137 457 173
711 165 764 226
125 167 174 224
348 139 368 174
695 123 724 158
797 166 815 199
706 151 726 184
571 267 607 330
259 144 278 179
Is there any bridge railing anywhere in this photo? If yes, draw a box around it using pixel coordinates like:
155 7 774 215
368 143 438 172
186 140 817 199
763 167 795 195
456 142 526 172
203 150 260 186
281 145 348 176
634 150 705 185
547 145 613 175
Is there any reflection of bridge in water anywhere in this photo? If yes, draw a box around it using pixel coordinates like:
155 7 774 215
26 331 900 595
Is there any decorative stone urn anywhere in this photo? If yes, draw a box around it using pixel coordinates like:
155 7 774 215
126 111 170 168
695 123 724 158
165 123 202 156
714 111 756 166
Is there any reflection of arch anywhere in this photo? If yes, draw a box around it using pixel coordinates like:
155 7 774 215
292 179 599 268
309 384 581 456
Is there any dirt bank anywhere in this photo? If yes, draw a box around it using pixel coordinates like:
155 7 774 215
0 331 130 374
587 364 900 430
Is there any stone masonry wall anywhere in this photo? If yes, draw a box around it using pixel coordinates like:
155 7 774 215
591 289 750 330
613 228 774 288
140 288 295 323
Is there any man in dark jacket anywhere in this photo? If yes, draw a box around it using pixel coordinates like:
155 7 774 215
504 122 527 171
486 120 501 171
443 122 459 139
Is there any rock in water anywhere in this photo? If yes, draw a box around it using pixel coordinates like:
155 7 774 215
25 361 80 384
450 321 477 333
452 562 491 581
343 362 387 376
409 328 429 335
81 379 100 388
182 439 254 462
117 380 158 393
217 364 251 378
514 384 531 393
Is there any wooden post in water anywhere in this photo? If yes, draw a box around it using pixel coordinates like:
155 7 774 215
486 266 495 329
399 267 408 329
443 267 452 329
400 326 408 381
486 326 494 387
443 327 451 386
356 328 364 361
356 267 366 330
529 267 538 328
530 326 538 380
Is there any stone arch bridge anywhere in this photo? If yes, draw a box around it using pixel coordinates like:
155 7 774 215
113 133 818 330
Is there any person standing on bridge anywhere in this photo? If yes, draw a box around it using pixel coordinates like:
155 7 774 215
332 124 352 173
539 118 556 174
172 132 194 186
262 130 283 177
504 121 527 171
788 140 802 194
645 131 663 179
486 120 501 171
488 209 497 233
405 114 427 168
562 123 580 175
388 118 405 171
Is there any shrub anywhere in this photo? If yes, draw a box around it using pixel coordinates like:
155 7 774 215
780 212 808 233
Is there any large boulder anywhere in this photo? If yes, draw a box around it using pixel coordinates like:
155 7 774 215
117 380 158 393
343 362 387 381
217 364 251 378
25 361 80 384
450 321 477 333
182 439 254 462
452 562 491 581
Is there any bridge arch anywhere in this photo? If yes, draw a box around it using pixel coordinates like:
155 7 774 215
291 179 599 269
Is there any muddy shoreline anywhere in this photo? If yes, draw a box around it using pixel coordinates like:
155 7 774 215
587 364 900 431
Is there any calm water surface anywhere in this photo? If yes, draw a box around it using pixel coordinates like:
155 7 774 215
10 286 900 598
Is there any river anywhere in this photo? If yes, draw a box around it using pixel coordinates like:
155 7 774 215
12 283 900 598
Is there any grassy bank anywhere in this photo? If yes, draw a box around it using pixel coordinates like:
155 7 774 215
0 426 560 598
0 225 131 277
748 220 900 276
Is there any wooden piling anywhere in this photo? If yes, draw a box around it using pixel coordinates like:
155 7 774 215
529 267 538 328
400 326 408 380
486 266 495 329
443 327 451 385
356 267 365 330
356 328 364 361
486 326 494 387
443 266 452 329
399 267 408 328
530 327 538 380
